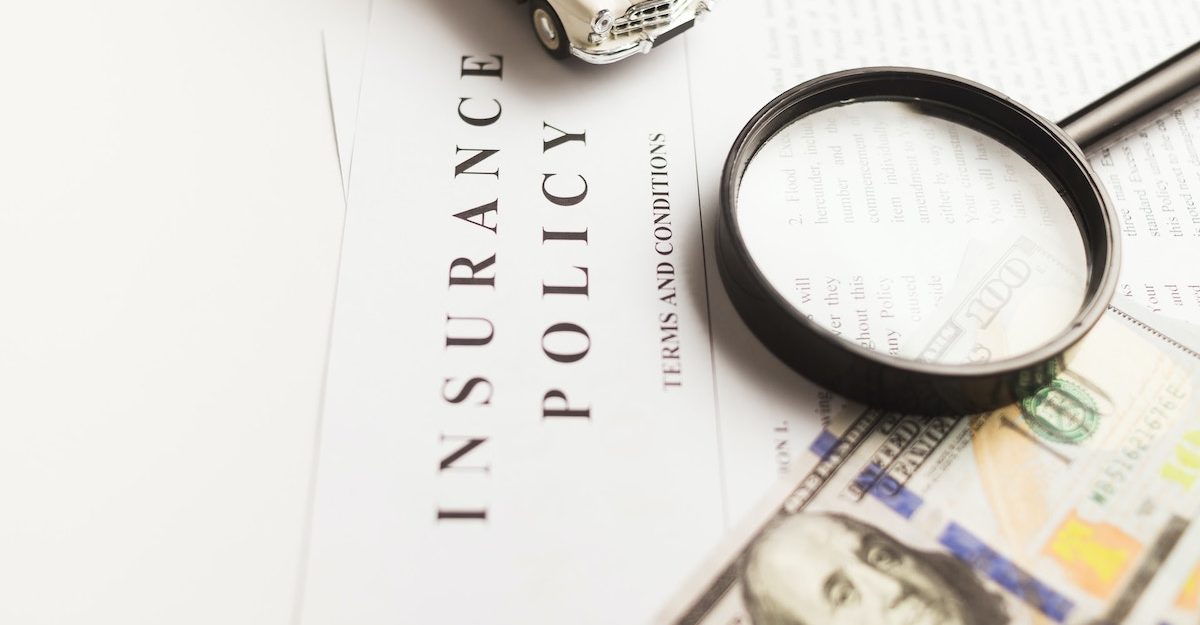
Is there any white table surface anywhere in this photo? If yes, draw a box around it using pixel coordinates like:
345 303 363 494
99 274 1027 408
0 2 353 623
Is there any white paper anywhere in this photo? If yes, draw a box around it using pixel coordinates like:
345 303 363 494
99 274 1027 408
1088 92 1200 325
302 2 1200 624
299 3 726 624
0 2 346 624
322 0 372 194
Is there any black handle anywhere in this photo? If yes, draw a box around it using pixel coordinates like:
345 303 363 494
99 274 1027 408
1060 41 1200 151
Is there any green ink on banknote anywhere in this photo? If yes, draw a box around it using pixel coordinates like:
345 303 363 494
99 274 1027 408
1020 377 1099 444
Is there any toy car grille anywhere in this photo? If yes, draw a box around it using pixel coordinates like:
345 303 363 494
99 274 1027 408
612 0 685 36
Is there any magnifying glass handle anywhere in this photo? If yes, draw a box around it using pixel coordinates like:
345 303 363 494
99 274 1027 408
1060 40 1200 152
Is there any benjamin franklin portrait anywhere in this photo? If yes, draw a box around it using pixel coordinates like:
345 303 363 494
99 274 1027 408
741 512 1008 625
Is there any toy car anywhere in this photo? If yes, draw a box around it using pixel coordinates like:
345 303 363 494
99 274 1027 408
519 0 713 64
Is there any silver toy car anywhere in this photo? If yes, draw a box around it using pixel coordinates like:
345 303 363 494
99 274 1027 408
519 0 713 64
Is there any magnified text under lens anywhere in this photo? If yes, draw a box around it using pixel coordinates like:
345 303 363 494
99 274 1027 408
735 100 1089 366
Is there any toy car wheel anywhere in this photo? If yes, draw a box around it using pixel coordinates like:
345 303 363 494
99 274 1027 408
530 0 569 59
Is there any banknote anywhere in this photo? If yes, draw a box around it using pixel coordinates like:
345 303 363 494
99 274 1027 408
656 307 1200 625
1161 565 1200 625
900 234 1087 366
1130 520 1200 625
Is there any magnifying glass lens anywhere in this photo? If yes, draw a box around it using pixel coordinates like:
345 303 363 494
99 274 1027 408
736 100 1089 366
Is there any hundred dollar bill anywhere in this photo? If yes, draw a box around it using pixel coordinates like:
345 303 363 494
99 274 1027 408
1160 565 1200 625
899 233 1087 366
1160 561 1200 625
656 308 1200 625
1127 519 1200 625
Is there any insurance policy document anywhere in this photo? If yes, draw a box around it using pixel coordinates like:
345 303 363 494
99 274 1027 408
299 3 726 623
298 2 1200 624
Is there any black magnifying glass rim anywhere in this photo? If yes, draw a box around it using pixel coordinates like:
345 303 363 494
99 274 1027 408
718 67 1120 416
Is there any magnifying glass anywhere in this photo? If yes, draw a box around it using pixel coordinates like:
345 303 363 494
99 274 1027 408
719 42 1200 416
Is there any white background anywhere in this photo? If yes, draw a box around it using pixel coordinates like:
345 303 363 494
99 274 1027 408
0 2 364 623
